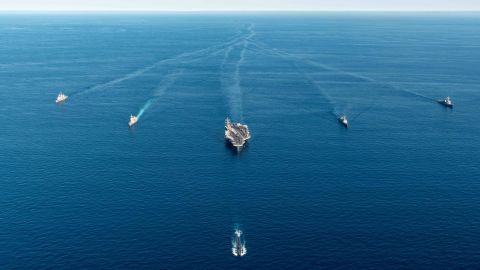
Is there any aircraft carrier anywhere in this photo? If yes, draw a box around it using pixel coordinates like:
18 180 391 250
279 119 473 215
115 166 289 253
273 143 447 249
225 118 251 150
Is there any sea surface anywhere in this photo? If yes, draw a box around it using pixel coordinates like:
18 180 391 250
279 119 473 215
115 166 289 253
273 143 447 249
1 12 480 269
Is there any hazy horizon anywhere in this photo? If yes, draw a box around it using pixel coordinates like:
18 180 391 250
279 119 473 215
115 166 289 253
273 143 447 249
1 0 480 12
0 10 479 13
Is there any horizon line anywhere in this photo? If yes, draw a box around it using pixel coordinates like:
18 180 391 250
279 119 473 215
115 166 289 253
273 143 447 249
0 9 479 12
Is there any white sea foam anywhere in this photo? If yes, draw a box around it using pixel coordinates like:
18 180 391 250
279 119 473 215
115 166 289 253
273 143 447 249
70 32 247 97
249 40 440 123
250 40 437 103
231 228 247 257
221 24 255 121
136 70 183 120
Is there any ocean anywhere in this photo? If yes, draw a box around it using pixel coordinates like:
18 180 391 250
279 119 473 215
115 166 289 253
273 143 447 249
1 12 479 269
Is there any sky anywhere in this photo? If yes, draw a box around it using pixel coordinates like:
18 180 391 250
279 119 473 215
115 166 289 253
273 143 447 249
0 0 479 11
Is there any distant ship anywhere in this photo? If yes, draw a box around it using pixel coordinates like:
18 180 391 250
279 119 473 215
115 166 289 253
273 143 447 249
128 115 138 127
55 92 68 103
232 229 247 257
438 96 453 108
338 115 348 128
225 118 251 150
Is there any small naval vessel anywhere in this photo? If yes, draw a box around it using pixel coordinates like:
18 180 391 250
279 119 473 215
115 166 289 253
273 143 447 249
338 115 348 128
232 229 247 257
225 118 251 150
128 115 138 127
55 92 68 103
438 96 453 108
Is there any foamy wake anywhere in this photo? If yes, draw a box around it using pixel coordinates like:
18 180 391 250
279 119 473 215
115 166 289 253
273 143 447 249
70 31 248 97
231 229 247 257
136 70 183 120
249 40 437 104
221 24 255 121
137 100 152 119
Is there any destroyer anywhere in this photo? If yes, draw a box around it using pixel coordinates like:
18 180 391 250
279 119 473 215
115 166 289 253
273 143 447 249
55 92 68 103
225 118 251 150
232 229 247 257
128 115 138 127
438 96 453 108
338 115 348 128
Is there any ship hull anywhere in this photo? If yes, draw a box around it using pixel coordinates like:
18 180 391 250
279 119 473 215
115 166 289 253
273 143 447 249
438 101 453 108
224 138 247 151
338 120 348 128
224 118 250 152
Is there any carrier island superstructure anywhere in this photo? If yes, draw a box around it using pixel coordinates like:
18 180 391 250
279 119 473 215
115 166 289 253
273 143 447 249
225 118 251 150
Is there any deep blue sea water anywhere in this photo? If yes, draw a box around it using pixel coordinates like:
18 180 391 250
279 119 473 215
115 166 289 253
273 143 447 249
1 12 480 269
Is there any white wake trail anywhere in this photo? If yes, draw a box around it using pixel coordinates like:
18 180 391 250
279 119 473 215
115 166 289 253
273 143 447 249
72 33 246 97
251 42 339 115
293 62 337 112
222 24 255 121
250 41 437 103
221 43 235 71
137 99 152 119
231 226 247 257
136 70 184 120
76 63 158 96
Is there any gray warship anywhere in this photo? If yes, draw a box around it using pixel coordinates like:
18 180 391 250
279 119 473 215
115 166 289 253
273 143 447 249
225 118 251 150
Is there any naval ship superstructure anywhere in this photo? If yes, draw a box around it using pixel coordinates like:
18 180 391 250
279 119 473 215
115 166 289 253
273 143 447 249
225 118 251 150
56 92 68 103
128 115 138 127
438 96 453 108
338 115 348 128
